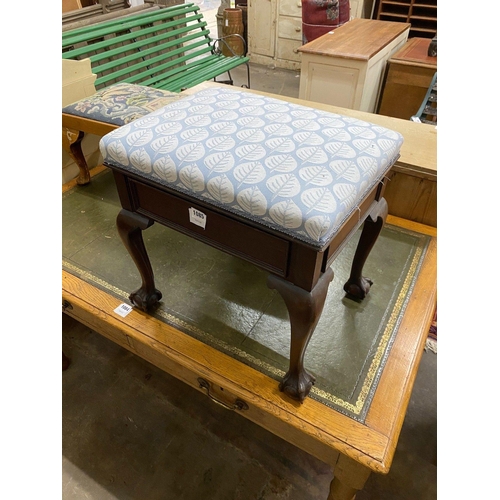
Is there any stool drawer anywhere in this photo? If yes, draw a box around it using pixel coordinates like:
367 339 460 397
130 178 291 276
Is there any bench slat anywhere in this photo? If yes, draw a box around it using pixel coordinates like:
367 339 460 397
62 3 199 44
154 57 248 92
116 47 217 87
92 30 210 73
62 1 249 94
94 41 213 87
81 23 207 63
63 14 210 59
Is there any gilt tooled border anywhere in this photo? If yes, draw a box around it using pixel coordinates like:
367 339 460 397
63 233 427 422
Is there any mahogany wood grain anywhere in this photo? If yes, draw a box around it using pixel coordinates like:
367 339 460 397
388 36 437 68
108 157 388 401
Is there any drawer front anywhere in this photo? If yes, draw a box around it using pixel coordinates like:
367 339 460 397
279 0 302 17
278 15 302 40
276 37 303 62
131 179 290 276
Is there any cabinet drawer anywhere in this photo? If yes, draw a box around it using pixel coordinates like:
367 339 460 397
278 16 302 41
276 37 302 62
279 0 302 17
131 178 291 276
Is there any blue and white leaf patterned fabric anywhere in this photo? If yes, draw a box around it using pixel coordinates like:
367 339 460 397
99 87 403 248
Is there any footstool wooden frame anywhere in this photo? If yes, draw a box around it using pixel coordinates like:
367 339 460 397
100 86 403 401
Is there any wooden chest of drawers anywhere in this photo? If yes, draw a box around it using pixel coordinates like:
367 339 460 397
377 37 437 120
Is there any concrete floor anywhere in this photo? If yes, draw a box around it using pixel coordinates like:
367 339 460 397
62 63 437 499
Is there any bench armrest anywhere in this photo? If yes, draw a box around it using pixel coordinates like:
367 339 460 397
211 34 247 57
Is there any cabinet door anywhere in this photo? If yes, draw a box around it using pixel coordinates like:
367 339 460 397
248 0 276 57
349 0 363 18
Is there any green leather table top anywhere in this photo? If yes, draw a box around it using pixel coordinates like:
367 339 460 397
63 170 431 422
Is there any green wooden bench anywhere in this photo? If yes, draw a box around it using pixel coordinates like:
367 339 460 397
62 2 250 92
62 2 251 185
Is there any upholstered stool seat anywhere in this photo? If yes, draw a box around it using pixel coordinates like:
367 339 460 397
100 87 402 248
99 87 404 401
62 83 182 185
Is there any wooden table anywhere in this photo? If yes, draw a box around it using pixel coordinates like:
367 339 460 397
377 37 438 120
298 19 410 113
62 84 437 500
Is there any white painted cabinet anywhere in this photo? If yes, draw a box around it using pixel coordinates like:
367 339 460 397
248 0 302 70
248 0 370 71
248 0 277 58
298 19 410 112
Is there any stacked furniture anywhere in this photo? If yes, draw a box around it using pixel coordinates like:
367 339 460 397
377 37 437 120
62 2 250 185
374 0 437 39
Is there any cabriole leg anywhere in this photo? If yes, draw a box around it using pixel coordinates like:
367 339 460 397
116 209 162 311
62 128 91 186
268 268 334 402
343 198 388 300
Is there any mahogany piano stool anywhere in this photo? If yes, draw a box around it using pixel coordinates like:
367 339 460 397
99 86 404 402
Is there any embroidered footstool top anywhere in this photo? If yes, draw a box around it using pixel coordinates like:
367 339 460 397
63 83 182 127
99 87 404 248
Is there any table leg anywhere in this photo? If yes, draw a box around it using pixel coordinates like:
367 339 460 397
343 198 388 300
116 209 163 311
267 268 334 402
62 128 91 186
328 455 371 500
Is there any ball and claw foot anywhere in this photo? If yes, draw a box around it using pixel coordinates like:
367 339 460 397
129 288 163 312
343 276 373 301
279 369 316 402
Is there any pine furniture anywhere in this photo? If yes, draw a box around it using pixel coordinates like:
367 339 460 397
298 19 410 113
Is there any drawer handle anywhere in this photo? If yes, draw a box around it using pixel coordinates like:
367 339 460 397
197 377 249 411
62 300 73 312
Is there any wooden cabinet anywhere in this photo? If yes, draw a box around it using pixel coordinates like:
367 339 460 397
248 0 302 70
247 0 277 59
298 19 410 112
248 0 370 71
377 37 437 119
375 0 437 39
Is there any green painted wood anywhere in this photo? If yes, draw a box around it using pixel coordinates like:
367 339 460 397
62 15 206 60
88 24 209 64
62 3 199 43
62 1 249 92
92 35 210 75
157 58 247 93
95 42 212 85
